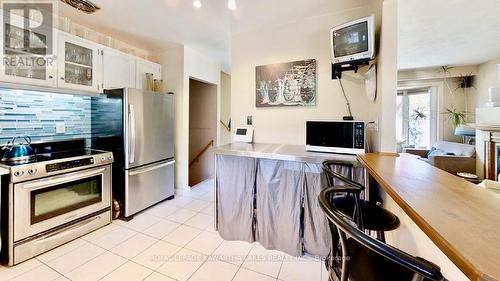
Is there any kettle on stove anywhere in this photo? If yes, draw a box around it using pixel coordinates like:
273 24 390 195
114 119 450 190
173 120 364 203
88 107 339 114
1 136 36 163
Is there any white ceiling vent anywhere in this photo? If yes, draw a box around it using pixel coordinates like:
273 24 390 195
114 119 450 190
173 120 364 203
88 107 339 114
60 0 101 14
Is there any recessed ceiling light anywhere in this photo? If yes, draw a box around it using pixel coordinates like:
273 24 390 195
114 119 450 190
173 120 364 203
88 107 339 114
228 0 237 10
193 0 202 9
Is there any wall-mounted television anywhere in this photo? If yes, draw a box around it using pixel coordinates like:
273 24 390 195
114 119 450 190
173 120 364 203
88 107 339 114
330 15 375 65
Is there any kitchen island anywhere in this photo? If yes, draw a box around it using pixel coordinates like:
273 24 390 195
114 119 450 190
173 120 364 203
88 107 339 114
214 142 364 257
358 153 500 281
215 142 359 165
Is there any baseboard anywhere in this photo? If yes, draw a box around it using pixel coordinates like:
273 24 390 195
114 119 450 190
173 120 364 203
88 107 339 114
174 186 191 196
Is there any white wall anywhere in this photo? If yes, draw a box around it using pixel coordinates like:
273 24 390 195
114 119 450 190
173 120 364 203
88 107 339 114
475 58 500 108
473 58 500 179
377 0 398 152
157 43 185 190
399 66 478 119
398 66 478 81
220 72 232 145
398 66 478 143
158 44 222 190
184 46 222 190
231 6 382 147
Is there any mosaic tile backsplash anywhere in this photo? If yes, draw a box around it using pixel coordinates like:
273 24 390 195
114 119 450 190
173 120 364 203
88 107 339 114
0 88 91 145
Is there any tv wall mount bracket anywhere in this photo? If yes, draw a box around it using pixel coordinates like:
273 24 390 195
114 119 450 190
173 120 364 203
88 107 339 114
331 58 371 79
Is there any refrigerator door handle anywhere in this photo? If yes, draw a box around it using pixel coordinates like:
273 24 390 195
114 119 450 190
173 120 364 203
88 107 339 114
128 160 175 176
129 104 136 164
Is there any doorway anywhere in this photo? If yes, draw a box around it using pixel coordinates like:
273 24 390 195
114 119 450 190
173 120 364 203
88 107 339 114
188 78 217 187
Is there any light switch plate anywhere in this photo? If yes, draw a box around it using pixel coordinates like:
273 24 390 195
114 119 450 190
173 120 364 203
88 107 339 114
56 122 66 134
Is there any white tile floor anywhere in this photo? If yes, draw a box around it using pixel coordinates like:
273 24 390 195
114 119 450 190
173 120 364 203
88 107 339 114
0 179 329 281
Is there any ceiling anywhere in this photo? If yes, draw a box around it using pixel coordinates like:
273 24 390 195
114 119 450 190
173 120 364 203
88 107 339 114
58 0 372 70
398 0 500 70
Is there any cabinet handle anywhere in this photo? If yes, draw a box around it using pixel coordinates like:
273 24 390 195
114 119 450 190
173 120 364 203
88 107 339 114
48 75 53 79
60 77 64 80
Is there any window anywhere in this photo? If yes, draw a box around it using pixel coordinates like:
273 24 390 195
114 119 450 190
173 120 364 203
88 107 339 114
396 87 437 149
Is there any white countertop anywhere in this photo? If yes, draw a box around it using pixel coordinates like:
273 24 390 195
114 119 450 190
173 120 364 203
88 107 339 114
214 142 359 165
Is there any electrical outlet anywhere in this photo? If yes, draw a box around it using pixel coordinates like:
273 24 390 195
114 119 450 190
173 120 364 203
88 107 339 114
247 115 253 125
367 119 379 131
56 122 66 134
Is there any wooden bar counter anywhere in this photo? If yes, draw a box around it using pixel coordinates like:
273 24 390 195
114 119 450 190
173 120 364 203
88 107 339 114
357 153 500 281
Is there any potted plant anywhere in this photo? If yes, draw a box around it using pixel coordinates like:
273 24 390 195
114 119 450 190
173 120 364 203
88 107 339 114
444 106 467 128
411 106 428 121
456 73 475 122
409 106 428 147
457 73 474 89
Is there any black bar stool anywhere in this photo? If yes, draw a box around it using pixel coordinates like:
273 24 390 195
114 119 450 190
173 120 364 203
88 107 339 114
319 186 446 281
321 161 400 275
322 160 400 239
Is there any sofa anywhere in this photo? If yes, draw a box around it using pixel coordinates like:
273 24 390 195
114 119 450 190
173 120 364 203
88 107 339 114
404 141 476 175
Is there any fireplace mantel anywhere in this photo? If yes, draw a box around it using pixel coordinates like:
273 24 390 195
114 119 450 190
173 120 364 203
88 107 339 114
472 123 500 181
469 123 500 132
474 108 500 180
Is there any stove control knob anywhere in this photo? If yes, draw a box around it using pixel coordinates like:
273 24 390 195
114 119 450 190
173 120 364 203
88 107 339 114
108 155 113 160
100 156 106 161
28 168 37 175
14 170 24 177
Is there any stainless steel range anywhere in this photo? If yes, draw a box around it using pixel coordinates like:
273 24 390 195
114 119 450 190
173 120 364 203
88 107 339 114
0 140 113 265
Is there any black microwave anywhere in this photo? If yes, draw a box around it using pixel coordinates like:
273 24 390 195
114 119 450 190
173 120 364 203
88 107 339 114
306 121 365 154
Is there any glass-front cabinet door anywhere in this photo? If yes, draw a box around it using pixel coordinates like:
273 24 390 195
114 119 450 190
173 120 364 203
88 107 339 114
57 34 102 92
0 16 56 87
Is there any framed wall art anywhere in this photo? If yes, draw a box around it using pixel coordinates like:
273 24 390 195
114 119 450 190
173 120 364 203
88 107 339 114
256 59 316 107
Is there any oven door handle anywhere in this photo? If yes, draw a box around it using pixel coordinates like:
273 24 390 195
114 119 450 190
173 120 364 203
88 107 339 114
21 168 106 190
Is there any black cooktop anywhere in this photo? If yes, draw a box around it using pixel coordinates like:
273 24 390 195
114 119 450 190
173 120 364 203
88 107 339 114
0 139 108 167
0 149 105 167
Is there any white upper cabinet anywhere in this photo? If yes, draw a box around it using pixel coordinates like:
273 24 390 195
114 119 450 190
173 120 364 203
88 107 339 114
0 17 160 94
57 33 102 93
102 47 135 89
135 58 161 90
0 14 57 87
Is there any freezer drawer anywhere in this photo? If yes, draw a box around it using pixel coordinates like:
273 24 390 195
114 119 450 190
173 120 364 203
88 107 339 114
124 159 175 217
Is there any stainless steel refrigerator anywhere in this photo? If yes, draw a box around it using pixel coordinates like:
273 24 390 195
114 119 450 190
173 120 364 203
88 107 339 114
91 88 175 217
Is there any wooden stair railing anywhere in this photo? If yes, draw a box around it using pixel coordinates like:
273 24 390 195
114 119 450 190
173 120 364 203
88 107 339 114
220 120 230 132
189 140 214 167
